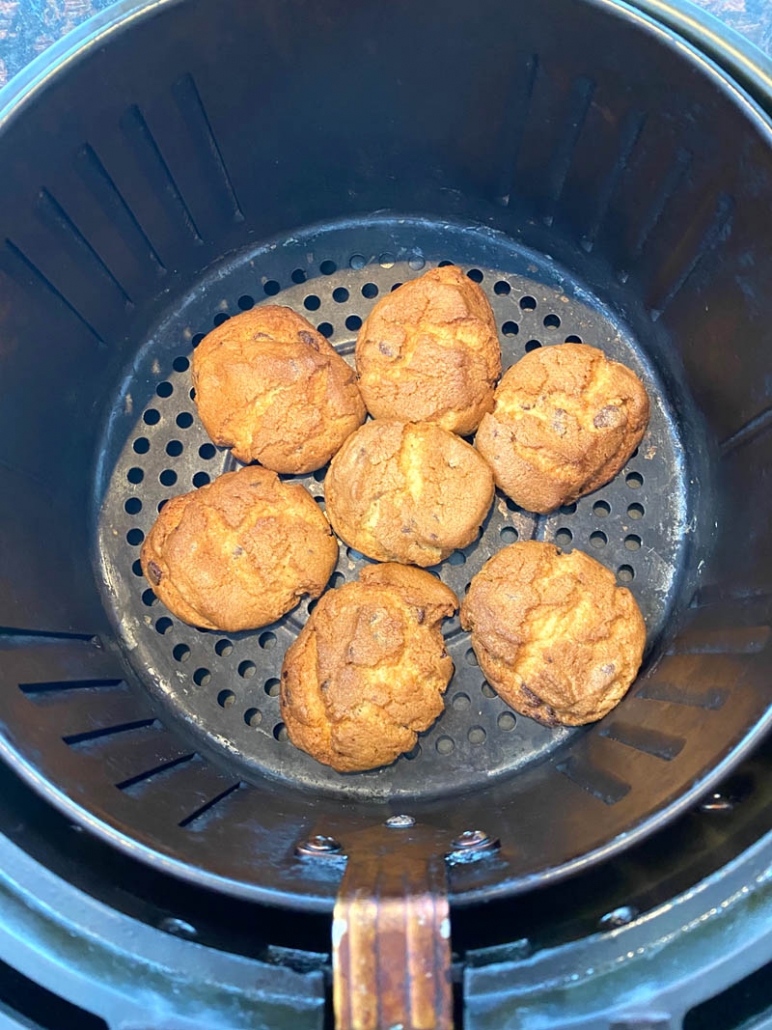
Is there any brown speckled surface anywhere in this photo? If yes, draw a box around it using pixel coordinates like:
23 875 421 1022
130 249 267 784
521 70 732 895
0 0 770 90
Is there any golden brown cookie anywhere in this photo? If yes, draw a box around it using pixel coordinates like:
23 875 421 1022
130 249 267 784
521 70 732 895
475 344 650 514
191 306 365 472
140 466 338 632
325 420 494 567
280 563 458 771
461 541 645 726
355 265 501 435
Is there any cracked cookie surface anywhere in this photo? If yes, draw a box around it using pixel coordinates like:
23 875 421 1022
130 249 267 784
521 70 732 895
140 466 338 632
325 420 494 566
461 540 645 726
192 305 365 472
281 563 457 771
356 265 501 435
475 343 649 513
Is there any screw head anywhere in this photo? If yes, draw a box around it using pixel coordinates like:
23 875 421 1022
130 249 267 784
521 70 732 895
386 814 415 829
451 829 496 851
296 834 342 856
599 905 639 930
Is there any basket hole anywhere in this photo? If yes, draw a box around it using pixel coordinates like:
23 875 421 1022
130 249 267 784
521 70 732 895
132 559 143 576
213 313 230 327
481 682 496 698
159 469 177 487
625 534 642 550
198 443 216 460
173 644 191 663
559 502 577 515
502 321 519 337
218 689 235 708
520 296 537 310
140 591 155 612
628 503 645 519
155 617 173 635
215 639 232 657
391 282 403 292
467 268 483 283
264 678 280 697
618 565 635 582
494 280 511 296
543 314 561 329
349 254 366 271
237 295 254 310
133 437 150 454
498 712 516 731
438 260 454 267
260 631 277 650
291 268 308 284
317 322 334 338
330 571 345 588
500 526 518 543
263 280 281 296
156 382 174 400
468 726 486 745
238 661 256 679
590 530 607 549
333 287 349 303
320 260 337 275
304 295 321 311
448 550 466 566
564 334 583 343
555 528 573 548
157 499 168 512
166 440 183 457
404 743 421 760
274 723 288 742
244 708 262 727
193 668 211 687
465 647 478 666
452 692 471 710
313 466 328 481
191 333 205 348
409 255 425 270
345 315 362 332
525 340 542 353
193 472 211 488
626 472 643 489
125 498 142 515
176 412 194 429
143 408 160 425
436 736 455 755
362 283 379 299
189 387 196 401
126 528 144 546
593 500 611 517
379 253 396 268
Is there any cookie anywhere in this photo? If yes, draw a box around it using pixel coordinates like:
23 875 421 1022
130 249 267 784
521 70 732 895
355 265 501 435
325 420 494 566
280 563 458 771
460 540 645 726
140 466 338 632
191 305 365 472
475 343 650 513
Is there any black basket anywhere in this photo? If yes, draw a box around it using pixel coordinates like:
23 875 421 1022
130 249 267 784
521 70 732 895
0 0 770 915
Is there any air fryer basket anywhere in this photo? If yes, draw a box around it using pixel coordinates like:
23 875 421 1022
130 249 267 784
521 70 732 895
0 0 771 948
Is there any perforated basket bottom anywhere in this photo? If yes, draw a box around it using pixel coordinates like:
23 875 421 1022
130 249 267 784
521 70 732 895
95 215 687 801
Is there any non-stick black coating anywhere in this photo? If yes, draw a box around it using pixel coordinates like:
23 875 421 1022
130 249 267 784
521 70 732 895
0 0 770 911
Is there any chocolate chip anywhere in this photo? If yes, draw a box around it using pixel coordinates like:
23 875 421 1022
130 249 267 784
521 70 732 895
232 546 244 557
416 608 425 624
601 662 615 675
521 685 541 706
593 405 621 429
551 407 567 436
298 330 320 351
440 649 449 660
378 341 394 357
320 679 330 692
147 561 163 586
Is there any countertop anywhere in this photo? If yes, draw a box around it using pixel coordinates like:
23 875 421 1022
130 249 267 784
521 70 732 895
0 0 771 89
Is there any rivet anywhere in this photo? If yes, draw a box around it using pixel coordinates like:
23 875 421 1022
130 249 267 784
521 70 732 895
386 814 415 829
450 829 498 851
296 834 342 856
598 905 639 930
